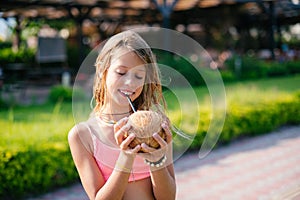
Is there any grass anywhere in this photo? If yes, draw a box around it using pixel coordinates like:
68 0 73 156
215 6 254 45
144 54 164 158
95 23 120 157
0 102 74 150
0 75 299 199
1 74 300 151
164 74 300 134
165 74 300 107
225 75 300 105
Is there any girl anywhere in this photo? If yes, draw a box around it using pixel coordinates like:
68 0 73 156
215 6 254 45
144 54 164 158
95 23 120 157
68 30 176 200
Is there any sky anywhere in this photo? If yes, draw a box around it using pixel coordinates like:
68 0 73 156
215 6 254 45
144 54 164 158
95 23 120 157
0 18 15 41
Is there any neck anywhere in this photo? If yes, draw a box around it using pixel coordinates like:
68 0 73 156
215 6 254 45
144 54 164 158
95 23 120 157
98 105 131 124
100 108 131 115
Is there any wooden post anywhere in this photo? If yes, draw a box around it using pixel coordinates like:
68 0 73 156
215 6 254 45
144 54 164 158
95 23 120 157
269 1 276 60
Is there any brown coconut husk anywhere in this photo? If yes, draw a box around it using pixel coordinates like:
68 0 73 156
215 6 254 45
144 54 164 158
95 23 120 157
127 110 166 152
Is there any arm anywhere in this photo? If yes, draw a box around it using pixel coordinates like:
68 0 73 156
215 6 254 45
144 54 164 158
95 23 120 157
68 123 140 200
150 143 176 200
139 122 177 200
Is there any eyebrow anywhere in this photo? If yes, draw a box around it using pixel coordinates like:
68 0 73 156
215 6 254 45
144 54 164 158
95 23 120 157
116 65 146 72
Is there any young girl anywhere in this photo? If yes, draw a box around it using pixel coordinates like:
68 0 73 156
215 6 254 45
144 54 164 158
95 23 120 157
68 30 176 200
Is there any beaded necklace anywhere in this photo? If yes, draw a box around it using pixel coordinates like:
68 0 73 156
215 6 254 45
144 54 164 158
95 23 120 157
99 115 117 125
99 111 131 125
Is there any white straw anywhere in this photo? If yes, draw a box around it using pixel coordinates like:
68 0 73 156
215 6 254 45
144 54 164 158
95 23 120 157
126 95 136 112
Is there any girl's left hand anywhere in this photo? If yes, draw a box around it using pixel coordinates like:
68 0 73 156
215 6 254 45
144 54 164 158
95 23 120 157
138 121 172 163
114 117 141 154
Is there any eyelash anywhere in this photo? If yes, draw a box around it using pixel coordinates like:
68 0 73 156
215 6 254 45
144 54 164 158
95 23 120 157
116 72 143 80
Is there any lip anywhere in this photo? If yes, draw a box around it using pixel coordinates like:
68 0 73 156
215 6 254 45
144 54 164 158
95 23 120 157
118 89 135 97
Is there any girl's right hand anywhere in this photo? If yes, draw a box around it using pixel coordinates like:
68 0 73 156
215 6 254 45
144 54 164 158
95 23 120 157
114 117 141 154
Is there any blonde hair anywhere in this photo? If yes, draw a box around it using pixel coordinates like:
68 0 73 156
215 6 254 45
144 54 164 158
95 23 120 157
93 30 166 113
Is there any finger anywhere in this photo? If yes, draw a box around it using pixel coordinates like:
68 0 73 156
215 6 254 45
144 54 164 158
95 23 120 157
114 117 128 132
141 143 157 153
119 133 135 150
131 144 141 153
153 132 167 147
115 124 131 145
162 122 172 143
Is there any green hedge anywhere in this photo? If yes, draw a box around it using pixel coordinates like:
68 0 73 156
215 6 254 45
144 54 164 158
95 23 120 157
0 90 299 199
190 92 300 149
0 47 36 65
48 85 87 103
0 143 78 200
224 56 300 80
155 51 300 87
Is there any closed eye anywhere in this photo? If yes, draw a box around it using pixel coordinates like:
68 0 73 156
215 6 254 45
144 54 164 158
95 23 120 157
116 71 126 76
135 75 144 80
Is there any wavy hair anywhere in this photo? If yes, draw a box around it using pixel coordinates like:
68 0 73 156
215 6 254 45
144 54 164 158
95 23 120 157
93 30 166 113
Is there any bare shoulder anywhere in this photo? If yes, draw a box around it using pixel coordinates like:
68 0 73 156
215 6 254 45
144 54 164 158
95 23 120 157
68 122 94 153
68 123 88 142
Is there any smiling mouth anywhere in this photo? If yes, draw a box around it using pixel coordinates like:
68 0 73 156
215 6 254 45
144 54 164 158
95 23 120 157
119 89 135 97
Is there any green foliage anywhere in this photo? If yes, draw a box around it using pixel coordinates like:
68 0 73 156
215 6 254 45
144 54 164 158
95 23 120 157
0 47 36 65
0 102 77 199
0 76 299 199
48 86 73 103
66 42 91 70
0 144 78 200
0 97 8 110
155 50 206 87
226 95 299 140
155 51 300 87
224 55 300 80
187 92 300 149
48 85 86 103
285 60 300 74
0 42 12 49
166 75 300 149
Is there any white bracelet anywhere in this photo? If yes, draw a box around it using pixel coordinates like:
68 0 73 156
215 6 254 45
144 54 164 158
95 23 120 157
144 155 167 167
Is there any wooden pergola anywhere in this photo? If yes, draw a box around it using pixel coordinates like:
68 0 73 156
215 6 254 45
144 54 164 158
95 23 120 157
1 0 300 63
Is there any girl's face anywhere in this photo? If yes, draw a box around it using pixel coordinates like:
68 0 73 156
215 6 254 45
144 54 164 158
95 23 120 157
105 50 146 110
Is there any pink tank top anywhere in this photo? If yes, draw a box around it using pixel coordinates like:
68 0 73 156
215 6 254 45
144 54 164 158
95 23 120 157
84 119 150 182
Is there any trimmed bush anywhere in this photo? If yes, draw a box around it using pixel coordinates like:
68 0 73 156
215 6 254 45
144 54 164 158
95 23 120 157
0 98 8 110
190 92 300 148
0 143 78 200
0 47 35 65
48 86 73 103
0 77 299 199
48 85 86 103
224 56 300 80
286 60 300 74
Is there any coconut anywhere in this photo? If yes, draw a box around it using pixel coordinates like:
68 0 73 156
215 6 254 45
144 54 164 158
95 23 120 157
127 110 166 152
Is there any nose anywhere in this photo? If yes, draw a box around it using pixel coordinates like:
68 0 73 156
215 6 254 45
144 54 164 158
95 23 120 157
123 73 135 86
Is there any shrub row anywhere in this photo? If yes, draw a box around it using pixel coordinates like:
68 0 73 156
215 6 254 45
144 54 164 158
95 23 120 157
224 55 300 81
190 92 300 149
48 85 87 103
155 51 300 86
0 47 36 65
0 92 299 199
0 143 78 200
0 85 86 109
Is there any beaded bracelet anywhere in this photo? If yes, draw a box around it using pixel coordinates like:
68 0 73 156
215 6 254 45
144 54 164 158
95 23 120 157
144 155 167 167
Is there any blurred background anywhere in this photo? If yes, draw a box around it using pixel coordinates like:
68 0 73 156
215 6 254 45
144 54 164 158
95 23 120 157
0 1 300 200
1 0 300 97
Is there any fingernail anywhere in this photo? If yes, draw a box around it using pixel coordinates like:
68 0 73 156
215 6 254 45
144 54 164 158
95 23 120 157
124 125 131 130
141 143 147 148
153 132 158 137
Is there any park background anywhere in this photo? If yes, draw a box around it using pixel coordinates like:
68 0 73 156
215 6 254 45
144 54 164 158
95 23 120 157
0 0 300 199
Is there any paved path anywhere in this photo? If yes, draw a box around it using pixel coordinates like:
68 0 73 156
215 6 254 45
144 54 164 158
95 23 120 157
29 126 300 200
